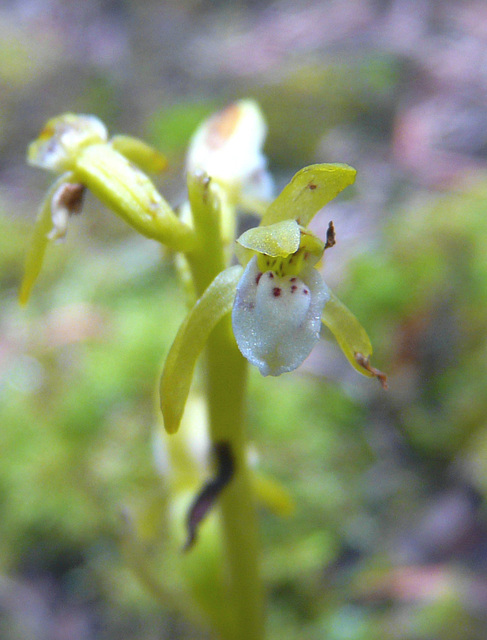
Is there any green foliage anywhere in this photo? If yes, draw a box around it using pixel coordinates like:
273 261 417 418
343 179 487 456
5 176 487 637
148 101 220 155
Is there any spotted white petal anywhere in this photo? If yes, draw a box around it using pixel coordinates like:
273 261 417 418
232 256 329 376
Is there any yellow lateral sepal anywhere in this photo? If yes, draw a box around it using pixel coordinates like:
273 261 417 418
19 173 73 306
322 289 374 378
160 265 243 434
252 471 295 517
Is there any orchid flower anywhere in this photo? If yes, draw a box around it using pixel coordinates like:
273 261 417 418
160 164 386 435
20 113 195 305
22 102 387 639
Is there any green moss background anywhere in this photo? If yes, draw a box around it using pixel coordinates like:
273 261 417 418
2 1 487 638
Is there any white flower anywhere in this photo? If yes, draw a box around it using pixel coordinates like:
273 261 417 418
232 253 329 376
186 99 273 204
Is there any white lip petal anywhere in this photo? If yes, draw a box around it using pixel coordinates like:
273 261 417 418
232 256 329 376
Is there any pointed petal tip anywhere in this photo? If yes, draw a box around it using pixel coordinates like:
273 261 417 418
354 352 388 389
18 287 30 307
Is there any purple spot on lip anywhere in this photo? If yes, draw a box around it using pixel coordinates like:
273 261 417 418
268 272 274 279
291 285 297 293
303 289 309 295
255 272 262 285
273 287 281 297
290 277 297 282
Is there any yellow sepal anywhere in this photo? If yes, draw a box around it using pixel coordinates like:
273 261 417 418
252 471 295 517
110 135 168 174
74 144 196 252
19 173 73 306
322 289 374 377
262 163 356 227
160 265 243 434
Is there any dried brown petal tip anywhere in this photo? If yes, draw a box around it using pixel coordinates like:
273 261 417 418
325 221 336 250
355 352 388 390
49 182 86 241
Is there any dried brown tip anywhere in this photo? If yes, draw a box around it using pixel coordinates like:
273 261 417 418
355 352 388 390
325 221 336 250
55 182 86 216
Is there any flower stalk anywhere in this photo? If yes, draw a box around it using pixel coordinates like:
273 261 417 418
185 171 264 639
206 321 264 640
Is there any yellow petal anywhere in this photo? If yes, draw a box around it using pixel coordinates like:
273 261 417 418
110 135 168 173
74 144 196 252
262 163 356 227
234 241 254 267
237 220 300 257
19 173 73 306
160 265 243 434
321 289 374 377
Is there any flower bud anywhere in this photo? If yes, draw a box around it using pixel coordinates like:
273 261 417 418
186 100 273 203
28 114 107 172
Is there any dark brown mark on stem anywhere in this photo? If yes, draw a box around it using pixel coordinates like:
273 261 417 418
183 442 234 552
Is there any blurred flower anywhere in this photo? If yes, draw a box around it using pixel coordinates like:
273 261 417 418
27 113 108 172
21 113 193 305
186 99 273 211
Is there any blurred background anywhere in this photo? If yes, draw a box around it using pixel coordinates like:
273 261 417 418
2 0 487 638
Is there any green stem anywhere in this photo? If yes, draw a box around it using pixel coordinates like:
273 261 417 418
185 174 265 639
205 318 265 640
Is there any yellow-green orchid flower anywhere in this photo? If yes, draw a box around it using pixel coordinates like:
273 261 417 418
20 113 196 305
160 163 386 435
